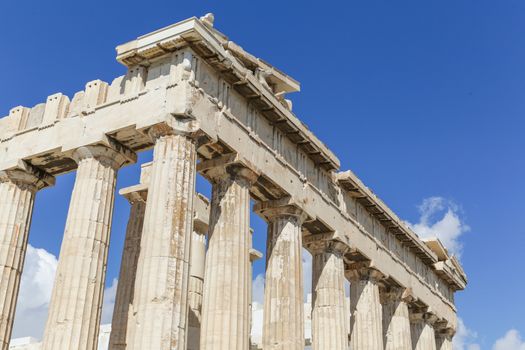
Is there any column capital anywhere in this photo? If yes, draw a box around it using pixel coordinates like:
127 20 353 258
120 187 147 204
147 117 201 140
197 153 259 186
253 197 309 224
304 235 348 256
424 311 439 326
380 285 414 304
71 139 136 170
438 327 456 338
410 307 439 326
0 161 55 192
345 261 386 283
435 319 456 338
249 248 263 262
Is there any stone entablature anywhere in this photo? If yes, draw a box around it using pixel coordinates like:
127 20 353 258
0 13 465 349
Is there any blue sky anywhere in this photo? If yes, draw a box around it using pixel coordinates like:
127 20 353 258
1 1 524 349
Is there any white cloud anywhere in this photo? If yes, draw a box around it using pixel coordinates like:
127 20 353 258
251 302 263 346
11 245 119 341
101 278 118 325
252 274 265 305
302 248 312 301
11 244 57 340
453 318 480 350
493 330 525 350
252 247 313 306
407 196 470 256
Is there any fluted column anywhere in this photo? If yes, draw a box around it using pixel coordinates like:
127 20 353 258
187 229 207 350
43 144 134 350
255 200 306 350
381 287 413 350
108 189 147 350
0 165 53 350
249 245 262 347
308 241 347 350
410 311 438 350
248 228 263 347
129 127 198 350
346 263 384 350
436 328 454 350
200 163 258 350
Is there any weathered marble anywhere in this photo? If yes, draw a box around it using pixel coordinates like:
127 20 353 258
187 230 206 350
410 312 438 350
309 242 348 350
249 245 262 345
0 14 468 349
129 128 197 350
200 164 258 350
43 144 133 350
346 264 384 350
255 201 306 350
436 329 454 350
381 287 413 350
108 190 146 350
248 228 263 347
0 166 53 350
187 192 211 350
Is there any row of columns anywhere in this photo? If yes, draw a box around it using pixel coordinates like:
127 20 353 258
0 124 455 349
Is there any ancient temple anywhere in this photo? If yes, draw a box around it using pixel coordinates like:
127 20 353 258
0 13 466 350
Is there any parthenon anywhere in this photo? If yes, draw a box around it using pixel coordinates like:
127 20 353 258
0 13 466 350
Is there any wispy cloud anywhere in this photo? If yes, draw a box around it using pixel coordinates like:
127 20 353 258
493 329 525 350
12 245 119 341
252 273 265 305
453 318 480 350
407 196 470 256
101 278 118 324
302 248 312 301
11 244 57 340
252 247 313 305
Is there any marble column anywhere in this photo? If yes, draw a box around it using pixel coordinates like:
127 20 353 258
309 242 348 350
255 201 306 350
187 229 207 350
0 165 53 350
129 128 198 350
436 328 454 350
43 144 134 350
410 311 438 350
248 228 263 347
346 264 384 350
381 287 413 350
200 164 258 350
108 189 147 350
249 246 262 341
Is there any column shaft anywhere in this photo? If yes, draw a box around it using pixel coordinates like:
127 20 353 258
200 166 255 350
436 332 453 350
411 314 437 350
43 146 127 350
109 194 146 350
311 248 347 350
262 209 305 350
248 245 262 347
0 167 50 350
382 290 412 350
129 132 197 350
347 267 384 350
187 231 206 350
